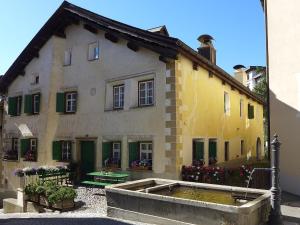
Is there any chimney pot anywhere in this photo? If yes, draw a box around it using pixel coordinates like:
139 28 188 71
197 34 216 64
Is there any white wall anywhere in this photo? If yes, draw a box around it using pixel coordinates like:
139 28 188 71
268 0 300 196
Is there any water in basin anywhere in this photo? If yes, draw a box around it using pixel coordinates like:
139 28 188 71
152 186 245 206
119 182 162 191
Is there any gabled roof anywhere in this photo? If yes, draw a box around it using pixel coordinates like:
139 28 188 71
0 1 264 104
148 25 169 36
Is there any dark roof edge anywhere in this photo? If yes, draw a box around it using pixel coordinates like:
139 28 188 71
176 40 264 105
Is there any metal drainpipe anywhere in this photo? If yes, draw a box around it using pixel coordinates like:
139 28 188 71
268 134 283 225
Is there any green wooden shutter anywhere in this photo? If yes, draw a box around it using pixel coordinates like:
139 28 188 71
195 141 204 161
56 93 65 112
102 142 112 166
248 104 254 119
36 93 41 113
20 139 30 157
129 142 139 166
24 94 33 114
52 141 62 161
209 141 217 159
8 97 17 116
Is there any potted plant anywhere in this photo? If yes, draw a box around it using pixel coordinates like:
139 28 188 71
48 186 77 210
39 181 58 207
24 182 39 202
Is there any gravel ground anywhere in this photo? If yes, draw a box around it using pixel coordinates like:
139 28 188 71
0 186 152 224
66 186 107 215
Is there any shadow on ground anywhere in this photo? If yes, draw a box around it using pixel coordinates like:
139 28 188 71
0 218 135 225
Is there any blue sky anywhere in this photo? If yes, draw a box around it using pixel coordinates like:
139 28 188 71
0 0 265 75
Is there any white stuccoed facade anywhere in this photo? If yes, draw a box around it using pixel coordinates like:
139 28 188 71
2 23 168 189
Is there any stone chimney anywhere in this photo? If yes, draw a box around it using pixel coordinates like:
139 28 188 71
197 34 216 64
233 65 247 86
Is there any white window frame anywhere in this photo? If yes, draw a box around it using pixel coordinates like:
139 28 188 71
139 80 154 106
140 142 152 160
33 94 40 114
112 142 121 160
88 42 99 61
224 92 230 115
62 141 72 161
64 49 72 66
113 85 124 109
65 92 77 113
30 138 37 152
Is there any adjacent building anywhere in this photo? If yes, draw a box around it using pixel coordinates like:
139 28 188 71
0 1 264 190
246 66 266 91
264 0 300 195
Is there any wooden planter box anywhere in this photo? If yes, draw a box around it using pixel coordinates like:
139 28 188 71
52 199 75 210
28 194 39 203
39 195 51 207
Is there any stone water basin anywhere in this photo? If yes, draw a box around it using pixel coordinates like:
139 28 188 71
106 178 271 225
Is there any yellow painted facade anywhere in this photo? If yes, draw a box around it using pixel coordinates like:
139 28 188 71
176 55 264 166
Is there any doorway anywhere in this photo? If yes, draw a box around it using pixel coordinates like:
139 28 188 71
80 140 95 179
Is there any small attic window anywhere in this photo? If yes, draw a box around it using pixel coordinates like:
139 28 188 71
88 42 99 61
31 73 39 85
64 49 72 66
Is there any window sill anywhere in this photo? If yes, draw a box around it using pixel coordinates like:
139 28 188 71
104 108 124 112
23 159 37 162
2 159 19 162
87 58 99 62
127 167 152 172
130 104 155 110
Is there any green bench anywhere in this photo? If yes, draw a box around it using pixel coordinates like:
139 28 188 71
81 180 113 187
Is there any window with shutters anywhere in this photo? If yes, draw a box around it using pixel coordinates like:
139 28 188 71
139 80 154 106
208 139 217 165
33 94 40 114
192 139 204 166
3 138 19 161
24 93 40 115
128 141 152 170
113 85 124 109
102 142 121 168
64 49 72 66
88 42 99 61
241 140 244 155
248 103 255 119
240 99 243 118
22 138 37 161
62 141 72 161
224 92 230 115
65 92 77 113
8 96 22 116
112 142 121 161
224 141 229 161
140 142 152 160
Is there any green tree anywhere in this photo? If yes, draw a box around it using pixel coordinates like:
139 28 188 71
253 72 269 158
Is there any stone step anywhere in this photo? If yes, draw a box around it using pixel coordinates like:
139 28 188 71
3 198 23 213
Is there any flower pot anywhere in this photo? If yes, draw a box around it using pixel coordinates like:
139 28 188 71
52 199 75 210
39 195 50 207
29 194 39 203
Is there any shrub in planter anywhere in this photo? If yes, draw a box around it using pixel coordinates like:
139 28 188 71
39 181 59 207
48 186 77 210
24 182 39 202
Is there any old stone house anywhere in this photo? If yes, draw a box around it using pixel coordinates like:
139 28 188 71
0 1 264 190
